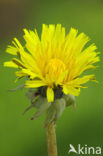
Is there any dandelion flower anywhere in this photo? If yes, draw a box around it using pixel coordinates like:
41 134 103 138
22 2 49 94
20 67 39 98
4 24 100 102
4 24 100 156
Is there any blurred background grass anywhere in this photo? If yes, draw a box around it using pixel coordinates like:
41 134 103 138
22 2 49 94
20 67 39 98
0 0 103 156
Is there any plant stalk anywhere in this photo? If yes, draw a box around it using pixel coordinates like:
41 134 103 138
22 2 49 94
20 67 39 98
46 122 57 156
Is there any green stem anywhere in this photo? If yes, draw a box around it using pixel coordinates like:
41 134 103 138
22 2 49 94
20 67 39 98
46 122 58 156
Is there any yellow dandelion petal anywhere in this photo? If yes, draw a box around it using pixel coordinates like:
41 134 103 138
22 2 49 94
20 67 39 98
26 80 46 88
4 61 18 68
13 38 24 51
6 46 18 55
47 87 54 102
63 85 80 96
66 75 96 88
16 69 39 79
23 28 40 57
12 58 26 68
15 70 28 79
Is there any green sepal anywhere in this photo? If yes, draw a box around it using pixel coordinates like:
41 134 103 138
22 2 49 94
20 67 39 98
8 84 25 92
24 89 76 125
44 104 56 128
31 97 51 120
24 95 51 120
26 88 38 101
54 98 66 120
23 95 40 115
45 98 66 127
63 94 76 109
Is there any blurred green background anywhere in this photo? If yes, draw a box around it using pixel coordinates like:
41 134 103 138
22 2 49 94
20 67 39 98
0 0 103 156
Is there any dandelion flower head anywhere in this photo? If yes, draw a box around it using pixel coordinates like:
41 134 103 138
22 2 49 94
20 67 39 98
4 24 100 102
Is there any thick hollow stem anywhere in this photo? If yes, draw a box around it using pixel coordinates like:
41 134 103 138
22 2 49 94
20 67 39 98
46 122 58 156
